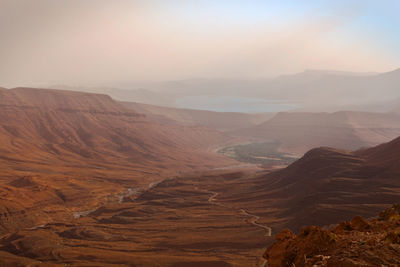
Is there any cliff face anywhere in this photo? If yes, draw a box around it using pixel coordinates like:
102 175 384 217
0 87 231 165
264 204 400 267
1 87 126 111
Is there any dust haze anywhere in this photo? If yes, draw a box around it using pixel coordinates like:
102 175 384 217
0 1 397 85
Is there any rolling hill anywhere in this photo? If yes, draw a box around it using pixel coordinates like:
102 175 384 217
236 111 400 155
250 135 400 232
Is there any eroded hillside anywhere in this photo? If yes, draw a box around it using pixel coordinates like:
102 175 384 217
0 88 234 233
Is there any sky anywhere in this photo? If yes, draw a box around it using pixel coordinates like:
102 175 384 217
0 0 399 88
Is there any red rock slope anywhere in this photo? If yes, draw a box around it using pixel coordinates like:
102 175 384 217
0 87 231 166
0 87 234 232
264 204 400 267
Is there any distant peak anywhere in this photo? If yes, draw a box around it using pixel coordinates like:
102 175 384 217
302 69 379 76
379 67 400 76
302 147 351 159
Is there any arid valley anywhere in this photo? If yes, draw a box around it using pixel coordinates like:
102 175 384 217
0 85 400 266
1 1 400 266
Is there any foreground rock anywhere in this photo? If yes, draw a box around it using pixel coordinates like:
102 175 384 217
264 204 400 267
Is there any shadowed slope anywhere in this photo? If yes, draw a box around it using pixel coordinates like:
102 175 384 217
254 136 400 232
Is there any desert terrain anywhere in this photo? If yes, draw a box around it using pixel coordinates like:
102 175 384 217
0 87 400 266
2 2 400 266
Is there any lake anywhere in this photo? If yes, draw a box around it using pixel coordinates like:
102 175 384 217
175 95 299 113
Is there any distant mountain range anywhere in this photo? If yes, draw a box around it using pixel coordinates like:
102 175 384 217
50 68 400 113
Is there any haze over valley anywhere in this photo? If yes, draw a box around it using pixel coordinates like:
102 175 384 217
1 1 400 266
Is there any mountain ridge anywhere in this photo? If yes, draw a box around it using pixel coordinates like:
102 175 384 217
254 135 400 232
0 87 234 233
122 101 272 131
235 111 400 155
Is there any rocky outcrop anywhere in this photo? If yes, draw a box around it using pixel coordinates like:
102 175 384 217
264 204 400 267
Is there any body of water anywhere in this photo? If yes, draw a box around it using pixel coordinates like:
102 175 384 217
175 95 299 113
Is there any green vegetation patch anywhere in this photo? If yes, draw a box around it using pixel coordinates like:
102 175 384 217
218 141 297 167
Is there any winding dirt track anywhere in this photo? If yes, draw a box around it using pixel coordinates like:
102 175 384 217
200 188 272 237
201 188 272 267
240 209 272 237
72 180 163 219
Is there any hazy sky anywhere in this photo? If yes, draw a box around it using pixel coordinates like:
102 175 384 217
0 0 399 87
